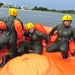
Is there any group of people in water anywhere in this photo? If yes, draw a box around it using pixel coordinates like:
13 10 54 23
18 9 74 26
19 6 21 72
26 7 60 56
0 8 75 68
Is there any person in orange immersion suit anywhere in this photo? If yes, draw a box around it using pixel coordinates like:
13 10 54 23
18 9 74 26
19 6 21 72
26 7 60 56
46 15 75 59
17 22 48 55
0 8 23 68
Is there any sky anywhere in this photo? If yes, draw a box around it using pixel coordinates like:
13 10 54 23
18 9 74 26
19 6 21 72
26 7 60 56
0 0 75 10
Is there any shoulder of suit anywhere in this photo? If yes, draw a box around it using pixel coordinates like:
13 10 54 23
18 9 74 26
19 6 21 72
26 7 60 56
53 24 62 28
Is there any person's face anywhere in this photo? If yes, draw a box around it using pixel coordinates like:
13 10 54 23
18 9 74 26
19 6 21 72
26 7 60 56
63 20 72 26
29 28 34 33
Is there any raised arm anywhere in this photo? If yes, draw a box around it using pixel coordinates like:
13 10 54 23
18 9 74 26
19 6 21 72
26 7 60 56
48 26 57 37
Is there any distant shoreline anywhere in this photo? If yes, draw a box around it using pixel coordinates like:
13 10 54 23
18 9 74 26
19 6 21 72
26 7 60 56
32 9 75 14
0 7 75 14
32 6 75 14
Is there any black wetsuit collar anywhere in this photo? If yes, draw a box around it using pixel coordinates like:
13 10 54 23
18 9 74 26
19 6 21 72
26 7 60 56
62 24 70 28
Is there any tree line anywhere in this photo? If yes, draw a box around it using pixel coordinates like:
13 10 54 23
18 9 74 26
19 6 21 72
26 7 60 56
32 6 75 14
0 3 4 7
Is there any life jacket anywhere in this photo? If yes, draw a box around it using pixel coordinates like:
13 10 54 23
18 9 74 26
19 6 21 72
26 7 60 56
0 21 7 30
14 19 23 40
